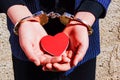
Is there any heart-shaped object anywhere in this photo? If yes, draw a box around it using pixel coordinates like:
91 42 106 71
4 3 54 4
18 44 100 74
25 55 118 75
40 32 69 56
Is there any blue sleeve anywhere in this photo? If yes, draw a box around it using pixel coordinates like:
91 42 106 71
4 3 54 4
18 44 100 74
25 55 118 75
97 0 111 10
0 0 25 13
76 0 111 19
97 0 111 17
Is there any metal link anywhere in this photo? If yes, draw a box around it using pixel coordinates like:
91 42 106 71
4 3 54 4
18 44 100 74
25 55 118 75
47 11 61 19
35 11 74 19
33 11 45 16
63 12 74 19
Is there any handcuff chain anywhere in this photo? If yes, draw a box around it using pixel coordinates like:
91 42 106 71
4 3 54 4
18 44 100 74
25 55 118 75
47 11 61 19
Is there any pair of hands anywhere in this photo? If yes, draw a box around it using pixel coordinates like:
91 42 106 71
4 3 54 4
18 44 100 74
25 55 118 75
18 21 89 72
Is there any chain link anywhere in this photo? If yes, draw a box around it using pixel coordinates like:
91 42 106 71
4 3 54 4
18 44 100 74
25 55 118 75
34 11 74 19
47 11 61 19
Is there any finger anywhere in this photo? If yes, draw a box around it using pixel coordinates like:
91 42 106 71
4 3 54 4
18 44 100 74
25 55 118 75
40 54 62 65
60 50 73 63
61 56 70 63
30 40 45 66
50 56 62 63
73 45 87 66
42 66 49 71
67 50 74 59
62 51 67 57
53 63 71 71
46 63 53 70
42 63 52 71
20 42 40 66
42 64 58 72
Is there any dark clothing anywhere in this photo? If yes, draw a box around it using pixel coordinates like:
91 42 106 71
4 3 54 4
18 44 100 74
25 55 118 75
0 0 109 18
0 0 25 13
12 55 96 80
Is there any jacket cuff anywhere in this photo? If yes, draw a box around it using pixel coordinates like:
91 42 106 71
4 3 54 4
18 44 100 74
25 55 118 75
77 1 104 19
0 0 25 13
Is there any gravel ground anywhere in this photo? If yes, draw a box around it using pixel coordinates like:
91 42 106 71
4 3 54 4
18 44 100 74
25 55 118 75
0 0 120 80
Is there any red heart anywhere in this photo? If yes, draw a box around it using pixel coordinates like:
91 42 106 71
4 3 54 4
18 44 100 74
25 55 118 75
40 32 69 56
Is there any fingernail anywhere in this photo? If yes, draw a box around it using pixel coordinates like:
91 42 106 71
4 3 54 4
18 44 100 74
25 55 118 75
42 67 45 71
68 59 71 62
34 61 39 66
74 61 78 66
42 67 49 71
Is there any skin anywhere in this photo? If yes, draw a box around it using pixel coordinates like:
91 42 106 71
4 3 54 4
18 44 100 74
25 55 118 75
43 12 95 71
7 5 95 71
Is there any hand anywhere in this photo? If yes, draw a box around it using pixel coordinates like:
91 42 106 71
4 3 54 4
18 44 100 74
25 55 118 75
42 24 89 71
63 23 89 66
42 50 74 72
18 21 62 66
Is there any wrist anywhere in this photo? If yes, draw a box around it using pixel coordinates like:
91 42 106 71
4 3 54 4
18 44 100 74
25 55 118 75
13 11 48 35
18 21 39 35
60 12 94 35
75 12 95 26
66 18 93 35
7 5 32 24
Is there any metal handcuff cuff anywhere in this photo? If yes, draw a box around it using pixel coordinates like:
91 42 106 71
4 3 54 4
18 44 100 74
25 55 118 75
13 11 93 35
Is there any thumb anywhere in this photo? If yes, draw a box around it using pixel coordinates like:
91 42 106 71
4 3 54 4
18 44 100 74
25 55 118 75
73 45 87 66
20 42 40 66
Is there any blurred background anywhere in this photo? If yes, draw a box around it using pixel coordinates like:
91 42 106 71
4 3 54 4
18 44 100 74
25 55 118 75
0 0 120 80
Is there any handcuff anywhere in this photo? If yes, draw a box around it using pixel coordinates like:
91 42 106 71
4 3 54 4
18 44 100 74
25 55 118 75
13 11 93 35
